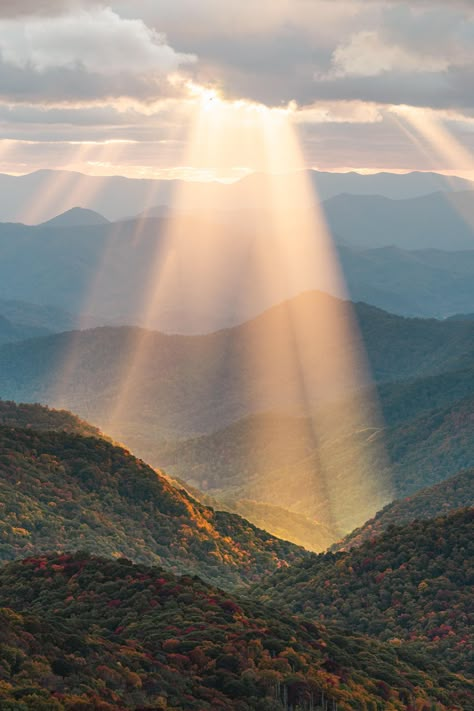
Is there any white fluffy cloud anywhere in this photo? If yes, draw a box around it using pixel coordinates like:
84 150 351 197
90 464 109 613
0 7 195 75
327 30 451 78
294 100 383 124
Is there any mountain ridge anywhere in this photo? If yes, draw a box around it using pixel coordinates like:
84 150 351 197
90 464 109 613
2 291 474 438
335 468 474 551
0 403 307 589
2 211 474 324
41 206 110 228
1 167 473 223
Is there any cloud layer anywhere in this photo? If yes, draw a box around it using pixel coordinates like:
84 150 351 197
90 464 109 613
0 0 473 176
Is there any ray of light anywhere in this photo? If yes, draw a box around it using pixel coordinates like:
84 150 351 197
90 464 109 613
49 117 194 422
64 141 130 216
19 140 129 225
394 106 473 174
0 140 15 172
392 106 474 240
239 110 391 535
98 89 392 544
389 113 441 173
102 91 274 434
50 139 172 414
21 142 97 225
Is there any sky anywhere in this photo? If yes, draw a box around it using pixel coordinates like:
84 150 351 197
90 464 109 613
0 0 474 180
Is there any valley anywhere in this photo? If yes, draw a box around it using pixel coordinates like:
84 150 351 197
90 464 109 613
0 16 473 703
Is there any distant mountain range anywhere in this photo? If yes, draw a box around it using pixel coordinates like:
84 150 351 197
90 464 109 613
340 245 474 318
0 313 50 346
1 168 473 223
0 297 95 342
2 292 474 438
139 189 474 252
1 209 474 326
326 190 474 250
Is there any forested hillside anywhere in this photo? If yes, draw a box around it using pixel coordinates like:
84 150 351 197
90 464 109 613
0 420 306 589
2 294 474 549
0 553 471 710
336 469 474 550
253 509 474 676
158 393 474 544
379 365 474 426
0 399 104 438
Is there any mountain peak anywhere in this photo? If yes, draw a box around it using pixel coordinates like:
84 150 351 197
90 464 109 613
40 206 110 228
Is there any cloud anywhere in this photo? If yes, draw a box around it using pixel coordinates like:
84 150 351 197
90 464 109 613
0 7 195 75
326 31 450 78
0 1 104 18
109 1 474 113
2 1 473 112
294 100 383 124
1 0 474 176
0 100 189 145
0 6 196 109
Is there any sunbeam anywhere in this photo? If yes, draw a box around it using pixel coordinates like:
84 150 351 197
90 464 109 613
393 106 474 176
97 87 392 542
19 140 129 225
393 106 474 241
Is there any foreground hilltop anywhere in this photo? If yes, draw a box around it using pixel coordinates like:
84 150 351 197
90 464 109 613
0 401 305 589
0 399 103 437
253 509 474 676
0 401 472 708
0 552 471 710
